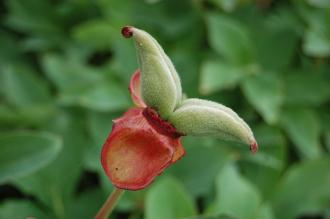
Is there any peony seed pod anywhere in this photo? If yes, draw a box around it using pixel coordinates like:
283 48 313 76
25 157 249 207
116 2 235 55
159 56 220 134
122 26 182 119
169 98 258 153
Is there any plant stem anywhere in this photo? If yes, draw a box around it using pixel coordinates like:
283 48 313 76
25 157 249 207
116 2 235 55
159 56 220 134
94 188 124 219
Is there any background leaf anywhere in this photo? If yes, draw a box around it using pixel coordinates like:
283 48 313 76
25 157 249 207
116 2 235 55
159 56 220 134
0 65 52 106
254 24 299 71
206 14 253 65
199 60 243 95
210 163 261 219
0 132 62 183
242 74 283 124
145 177 197 219
271 158 330 219
42 54 130 112
168 137 231 197
186 215 236 219
283 70 330 106
11 111 88 218
303 30 330 57
280 107 321 159
0 200 49 219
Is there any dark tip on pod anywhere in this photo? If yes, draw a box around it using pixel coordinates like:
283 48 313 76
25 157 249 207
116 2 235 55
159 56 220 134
121 26 133 38
250 141 258 154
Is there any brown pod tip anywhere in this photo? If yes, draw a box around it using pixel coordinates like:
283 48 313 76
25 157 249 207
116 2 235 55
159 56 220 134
250 141 259 154
121 26 133 38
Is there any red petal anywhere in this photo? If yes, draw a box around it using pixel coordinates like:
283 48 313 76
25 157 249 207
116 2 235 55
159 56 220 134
171 139 185 163
129 70 146 107
102 108 182 190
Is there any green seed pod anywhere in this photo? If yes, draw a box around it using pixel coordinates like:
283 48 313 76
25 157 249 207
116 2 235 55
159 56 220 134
122 27 182 118
169 98 258 152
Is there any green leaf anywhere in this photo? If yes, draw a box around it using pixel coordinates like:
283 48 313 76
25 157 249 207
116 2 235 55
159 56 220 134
72 19 116 49
1 65 52 106
168 136 231 197
306 0 330 8
4 0 65 50
145 177 197 219
58 81 130 112
42 54 130 112
254 27 298 70
110 38 139 83
12 111 88 218
242 73 283 124
0 200 49 219
0 64 55 126
186 215 236 219
67 189 104 219
206 14 253 64
280 107 321 159
5 0 61 34
210 0 239 12
0 132 62 183
116 189 146 212
0 31 22 64
239 124 286 197
199 60 243 95
0 104 56 127
253 124 286 162
42 54 101 90
271 158 330 219
283 71 330 106
303 30 330 57
325 133 330 152
320 108 330 152
256 204 275 219
211 164 262 219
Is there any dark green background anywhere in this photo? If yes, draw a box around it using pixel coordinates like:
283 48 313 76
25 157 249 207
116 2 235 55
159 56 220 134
0 0 330 219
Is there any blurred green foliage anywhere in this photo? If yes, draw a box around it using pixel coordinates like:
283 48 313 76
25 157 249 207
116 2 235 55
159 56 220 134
0 0 330 219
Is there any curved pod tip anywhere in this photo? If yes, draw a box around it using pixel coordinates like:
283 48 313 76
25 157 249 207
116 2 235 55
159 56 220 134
250 141 258 154
120 25 182 118
121 26 133 38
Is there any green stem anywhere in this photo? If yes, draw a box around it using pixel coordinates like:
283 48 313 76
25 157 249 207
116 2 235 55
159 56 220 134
94 188 124 219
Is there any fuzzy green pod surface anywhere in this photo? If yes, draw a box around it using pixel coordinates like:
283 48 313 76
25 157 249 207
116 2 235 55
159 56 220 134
169 98 258 153
122 26 182 119
122 26 258 153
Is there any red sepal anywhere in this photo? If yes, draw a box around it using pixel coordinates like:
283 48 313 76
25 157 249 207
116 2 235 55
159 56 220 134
101 108 184 190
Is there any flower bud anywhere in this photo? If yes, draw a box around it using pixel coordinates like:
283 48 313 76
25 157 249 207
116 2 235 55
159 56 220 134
122 26 182 118
169 98 258 153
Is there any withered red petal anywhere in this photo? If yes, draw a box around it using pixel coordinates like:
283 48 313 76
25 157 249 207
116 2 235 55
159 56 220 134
171 139 185 163
129 69 146 107
101 108 181 190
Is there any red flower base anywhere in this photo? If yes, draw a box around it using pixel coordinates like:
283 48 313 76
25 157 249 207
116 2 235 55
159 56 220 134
101 107 185 190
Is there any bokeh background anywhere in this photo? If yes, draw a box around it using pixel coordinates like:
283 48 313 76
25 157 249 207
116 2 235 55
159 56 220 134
1 0 330 219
